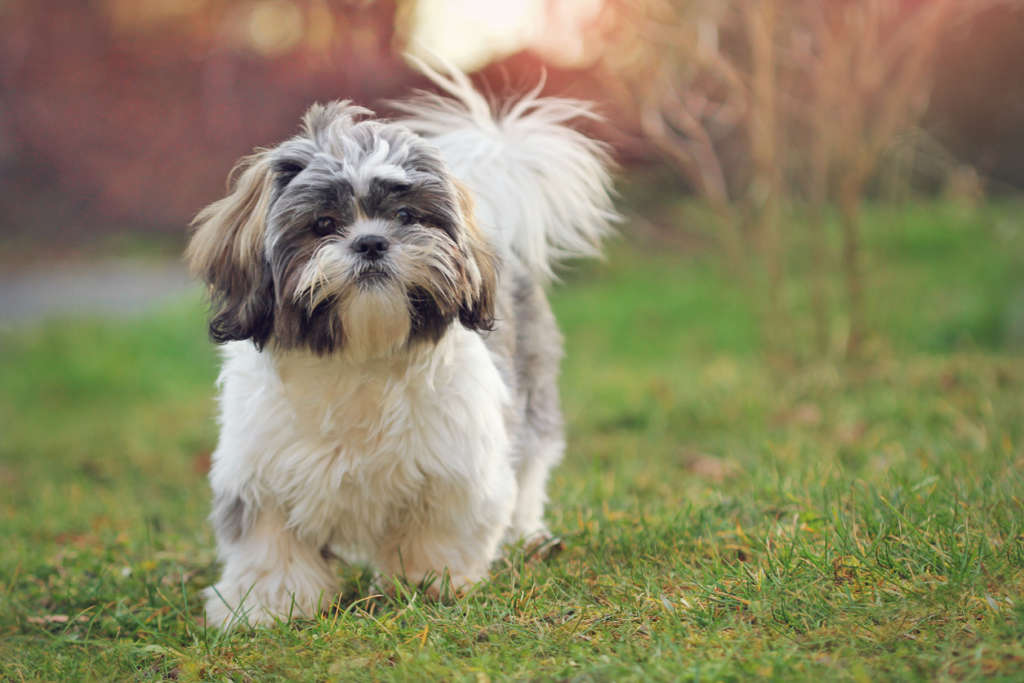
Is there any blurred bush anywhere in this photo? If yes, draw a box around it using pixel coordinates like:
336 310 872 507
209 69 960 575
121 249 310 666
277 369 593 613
2 0 1021 246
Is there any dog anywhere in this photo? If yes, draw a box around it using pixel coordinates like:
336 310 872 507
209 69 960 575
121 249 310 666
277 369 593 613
187 63 616 627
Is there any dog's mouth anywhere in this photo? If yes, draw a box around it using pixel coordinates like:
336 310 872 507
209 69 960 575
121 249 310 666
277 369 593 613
355 267 392 287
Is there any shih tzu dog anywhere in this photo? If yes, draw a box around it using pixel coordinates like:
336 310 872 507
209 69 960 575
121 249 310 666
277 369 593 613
187 63 616 627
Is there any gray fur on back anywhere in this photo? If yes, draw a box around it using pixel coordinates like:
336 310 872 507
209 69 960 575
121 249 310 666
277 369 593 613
485 255 565 483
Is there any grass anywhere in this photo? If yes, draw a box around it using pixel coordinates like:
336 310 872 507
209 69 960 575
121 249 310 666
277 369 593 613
1 199 1023 680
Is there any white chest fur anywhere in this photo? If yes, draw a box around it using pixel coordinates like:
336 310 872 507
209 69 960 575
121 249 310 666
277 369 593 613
209 328 512 562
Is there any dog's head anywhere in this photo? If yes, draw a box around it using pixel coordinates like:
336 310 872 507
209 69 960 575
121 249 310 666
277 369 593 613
187 102 497 359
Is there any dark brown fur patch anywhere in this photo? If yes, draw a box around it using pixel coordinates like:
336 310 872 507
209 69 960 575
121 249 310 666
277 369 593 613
186 152 276 348
455 183 498 332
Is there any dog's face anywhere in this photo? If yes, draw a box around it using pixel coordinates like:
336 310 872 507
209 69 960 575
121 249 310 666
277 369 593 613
187 102 496 358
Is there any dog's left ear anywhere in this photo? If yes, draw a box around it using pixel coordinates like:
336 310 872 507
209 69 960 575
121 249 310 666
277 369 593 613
454 183 497 331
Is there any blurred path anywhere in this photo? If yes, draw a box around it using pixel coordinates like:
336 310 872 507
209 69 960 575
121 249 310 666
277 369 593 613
0 260 196 325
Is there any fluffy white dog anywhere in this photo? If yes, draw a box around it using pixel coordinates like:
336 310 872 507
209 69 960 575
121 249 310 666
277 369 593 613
187 63 616 627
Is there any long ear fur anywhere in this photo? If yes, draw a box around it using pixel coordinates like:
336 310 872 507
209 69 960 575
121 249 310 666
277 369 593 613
186 151 275 347
454 183 497 331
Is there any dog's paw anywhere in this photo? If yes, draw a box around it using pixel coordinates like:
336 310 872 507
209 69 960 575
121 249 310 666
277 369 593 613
203 586 254 630
202 583 324 629
371 571 477 602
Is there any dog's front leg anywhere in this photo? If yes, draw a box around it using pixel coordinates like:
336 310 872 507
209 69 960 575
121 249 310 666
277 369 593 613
204 504 337 628
374 476 517 598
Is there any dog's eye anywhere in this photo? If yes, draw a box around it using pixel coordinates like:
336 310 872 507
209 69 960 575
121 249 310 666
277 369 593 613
312 216 337 236
395 208 415 225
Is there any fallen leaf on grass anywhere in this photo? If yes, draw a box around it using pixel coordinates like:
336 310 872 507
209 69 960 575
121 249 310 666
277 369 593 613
192 451 212 475
27 614 89 625
160 568 201 587
772 402 823 427
682 452 737 482
837 421 867 445
0 465 16 487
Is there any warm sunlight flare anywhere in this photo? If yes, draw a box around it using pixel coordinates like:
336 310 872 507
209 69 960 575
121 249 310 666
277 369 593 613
405 0 605 70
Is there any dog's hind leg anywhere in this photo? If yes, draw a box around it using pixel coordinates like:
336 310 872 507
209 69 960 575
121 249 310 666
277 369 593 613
508 440 561 546
505 279 565 547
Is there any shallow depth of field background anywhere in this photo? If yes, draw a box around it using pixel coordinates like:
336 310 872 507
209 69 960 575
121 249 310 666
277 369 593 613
2 1 1023 680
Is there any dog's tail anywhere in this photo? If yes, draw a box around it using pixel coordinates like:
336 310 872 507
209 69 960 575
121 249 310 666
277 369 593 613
392 58 618 282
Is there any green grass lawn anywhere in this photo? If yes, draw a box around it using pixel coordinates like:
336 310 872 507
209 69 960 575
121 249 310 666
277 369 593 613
2 200 1023 680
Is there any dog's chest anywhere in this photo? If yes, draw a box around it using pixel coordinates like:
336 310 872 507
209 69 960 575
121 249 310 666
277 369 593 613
229 336 508 549
272 366 445 535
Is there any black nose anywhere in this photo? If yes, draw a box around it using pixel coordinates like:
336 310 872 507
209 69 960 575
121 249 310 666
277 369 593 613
351 234 390 260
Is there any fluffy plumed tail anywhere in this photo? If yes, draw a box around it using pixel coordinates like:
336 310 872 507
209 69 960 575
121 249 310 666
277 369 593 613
392 59 618 282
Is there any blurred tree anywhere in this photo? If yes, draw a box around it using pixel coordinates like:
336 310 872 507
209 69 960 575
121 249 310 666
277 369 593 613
594 0 1004 357
592 0 792 343
791 0 1001 356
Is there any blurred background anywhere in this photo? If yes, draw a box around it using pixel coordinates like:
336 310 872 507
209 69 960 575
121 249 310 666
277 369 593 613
3 5 1024 675
1 0 1023 354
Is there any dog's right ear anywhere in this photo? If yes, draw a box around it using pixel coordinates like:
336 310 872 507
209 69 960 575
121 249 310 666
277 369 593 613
187 151 276 348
